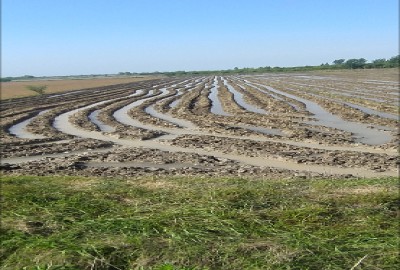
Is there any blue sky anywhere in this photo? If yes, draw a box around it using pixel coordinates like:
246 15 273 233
2 0 398 77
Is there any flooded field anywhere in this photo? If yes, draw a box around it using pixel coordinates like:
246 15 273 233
1 70 398 178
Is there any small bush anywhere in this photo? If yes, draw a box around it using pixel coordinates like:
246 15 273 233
26 85 47 95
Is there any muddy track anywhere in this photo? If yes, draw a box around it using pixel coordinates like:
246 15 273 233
1 72 398 178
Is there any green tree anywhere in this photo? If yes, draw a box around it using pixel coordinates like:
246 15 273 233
26 85 47 95
0 77 13 82
345 58 367 69
333 59 345 65
387 55 400 67
372 58 386 68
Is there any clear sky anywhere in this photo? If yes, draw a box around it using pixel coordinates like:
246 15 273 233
2 0 398 77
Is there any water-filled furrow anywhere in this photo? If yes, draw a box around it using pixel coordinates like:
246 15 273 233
245 80 393 145
169 99 181 108
144 106 195 129
8 110 50 139
87 89 146 132
7 75 392 179
169 79 207 108
34 118 400 178
266 83 398 120
278 80 398 105
113 88 169 127
88 110 116 132
142 83 207 129
272 77 398 98
222 78 267 114
363 79 399 85
208 77 231 116
239 80 302 111
343 102 397 120
52 89 148 133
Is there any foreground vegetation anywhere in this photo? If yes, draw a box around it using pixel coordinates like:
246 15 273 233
1 175 398 269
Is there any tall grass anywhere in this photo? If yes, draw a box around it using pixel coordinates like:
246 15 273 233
1 175 398 269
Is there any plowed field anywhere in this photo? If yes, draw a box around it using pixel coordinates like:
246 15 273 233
1 70 398 178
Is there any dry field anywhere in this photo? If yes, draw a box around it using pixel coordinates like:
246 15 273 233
1 69 398 178
0 76 158 99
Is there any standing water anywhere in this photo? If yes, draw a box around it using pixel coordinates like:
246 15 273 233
208 77 231 116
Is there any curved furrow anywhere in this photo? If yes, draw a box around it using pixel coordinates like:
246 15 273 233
222 77 267 114
243 78 395 145
236 78 307 114
255 78 399 134
259 76 398 115
8 110 50 139
2 73 398 179
34 116 399 177
2 79 176 142
49 78 188 135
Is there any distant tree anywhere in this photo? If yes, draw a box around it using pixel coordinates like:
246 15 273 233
333 59 345 65
387 55 400 67
372 58 386 68
345 58 367 69
26 85 47 95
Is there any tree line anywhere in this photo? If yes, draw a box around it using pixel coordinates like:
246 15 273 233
331 55 399 69
142 55 400 76
2 55 398 81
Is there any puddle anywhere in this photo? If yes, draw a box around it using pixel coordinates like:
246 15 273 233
9 110 50 139
208 77 231 116
222 78 267 114
245 81 393 145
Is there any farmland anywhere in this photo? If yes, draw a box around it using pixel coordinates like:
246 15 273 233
1 68 399 269
0 76 158 99
1 68 398 179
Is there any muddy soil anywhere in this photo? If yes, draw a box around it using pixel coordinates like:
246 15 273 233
1 71 398 178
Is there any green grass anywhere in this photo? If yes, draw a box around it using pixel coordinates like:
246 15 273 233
1 175 398 269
